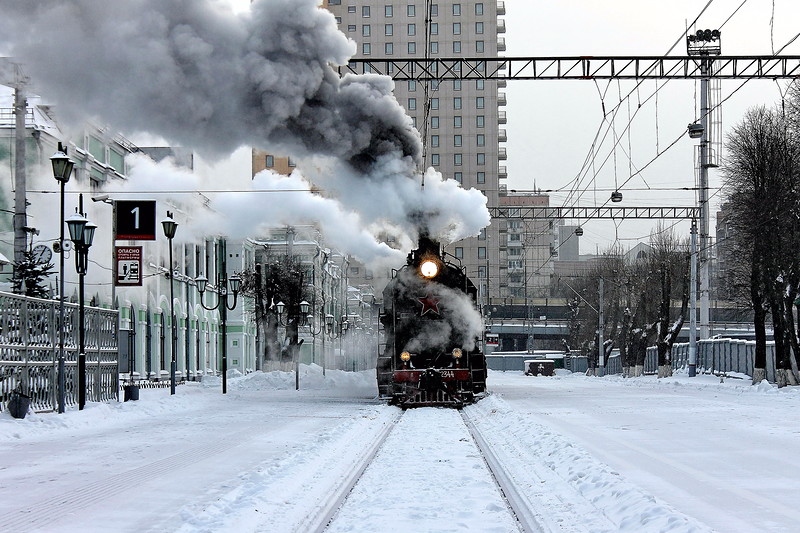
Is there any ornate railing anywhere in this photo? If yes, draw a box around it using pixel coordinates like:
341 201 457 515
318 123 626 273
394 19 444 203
0 291 119 412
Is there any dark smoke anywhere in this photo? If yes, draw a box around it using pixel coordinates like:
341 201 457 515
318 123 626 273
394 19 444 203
0 0 421 169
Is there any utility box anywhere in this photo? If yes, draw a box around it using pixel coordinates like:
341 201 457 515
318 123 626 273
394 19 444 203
524 359 555 376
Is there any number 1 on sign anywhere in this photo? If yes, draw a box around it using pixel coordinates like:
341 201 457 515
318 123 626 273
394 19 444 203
130 206 139 229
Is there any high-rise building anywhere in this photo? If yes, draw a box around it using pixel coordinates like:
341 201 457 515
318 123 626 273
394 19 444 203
324 0 507 304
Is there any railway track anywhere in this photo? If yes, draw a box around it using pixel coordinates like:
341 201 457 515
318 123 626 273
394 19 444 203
297 409 404 533
461 410 547 533
312 407 550 533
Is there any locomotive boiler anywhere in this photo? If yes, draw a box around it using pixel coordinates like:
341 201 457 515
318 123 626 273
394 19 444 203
377 235 487 408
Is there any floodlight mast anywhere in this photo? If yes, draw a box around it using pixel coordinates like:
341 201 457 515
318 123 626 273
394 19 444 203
687 29 722 340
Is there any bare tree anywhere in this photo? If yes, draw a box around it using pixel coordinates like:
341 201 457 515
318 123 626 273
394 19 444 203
723 105 800 385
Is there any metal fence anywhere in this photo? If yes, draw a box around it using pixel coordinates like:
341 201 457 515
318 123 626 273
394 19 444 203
653 338 776 382
566 339 773 381
0 291 119 412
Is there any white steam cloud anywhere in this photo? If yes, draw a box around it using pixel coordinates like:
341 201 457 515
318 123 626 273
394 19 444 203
0 0 490 261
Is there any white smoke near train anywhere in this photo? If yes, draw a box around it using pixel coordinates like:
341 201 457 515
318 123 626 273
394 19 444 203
0 0 490 261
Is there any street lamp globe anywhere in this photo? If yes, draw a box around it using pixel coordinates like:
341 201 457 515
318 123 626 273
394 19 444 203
195 275 209 293
82 221 97 248
161 217 178 240
299 300 310 315
66 211 88 244
228 274 242 294
50 147 74 183
275 301 285 316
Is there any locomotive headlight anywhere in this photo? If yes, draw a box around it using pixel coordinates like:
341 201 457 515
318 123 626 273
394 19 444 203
400 352 411 362
452 348 463 359
420 259 439 278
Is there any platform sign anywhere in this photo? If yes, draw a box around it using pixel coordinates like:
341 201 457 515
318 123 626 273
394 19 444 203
115 246 142 286
115 200 156 240
486 333 499 347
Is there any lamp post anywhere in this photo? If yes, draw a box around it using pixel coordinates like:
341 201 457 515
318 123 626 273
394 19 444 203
51 143 75 414
196 255 240 394
325 313 348 373
66 198 96 410
161 213 178 395
275 299 312 390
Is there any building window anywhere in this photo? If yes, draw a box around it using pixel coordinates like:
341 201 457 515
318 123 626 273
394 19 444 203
453 41 461 54
408 97 416 110
385 42 393 54
455 247 464 258
328 0 341 4
411 116 417 127
479 228 487 240
347 24 356 32
408 41 416 53
430 97 439 109
476 96 485 109
362 43 371 55
335 16 342 24
453 3 461 16
348 6 356 13
407 5 416 16
453 97 462 109
385 24 393 35
476 79 485 90
477 134 485 146
477 171 485 183
265 155 274 167
454 135 462 147
454 153 462 165
453 22 461 35
509 248 522 256
454 171 463 183
408 23 416 36
454 116 462 128
477 153 485 165
453 79 461 91
430 22 438 35
477 115 485 128
288 157 297 167
430 41 439 54
431 135 439 147
362 25 370 37
476 41 485 53
509 233 521 242
385 5 393 17
431 116 439 128
431 80 440 90
476 22 484 34
478 266 487 278
431 153 440 165
476 3 484 15
478 247 487 259
408 80 416 91
362 6 370 17
431 4 438 16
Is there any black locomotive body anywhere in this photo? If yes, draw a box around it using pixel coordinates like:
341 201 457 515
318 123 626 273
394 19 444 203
378 236 487 408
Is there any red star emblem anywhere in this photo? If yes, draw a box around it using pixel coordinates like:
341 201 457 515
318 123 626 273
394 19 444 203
418 293 441 315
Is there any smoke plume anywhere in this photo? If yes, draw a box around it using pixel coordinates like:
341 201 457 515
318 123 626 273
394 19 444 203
0 0 489 256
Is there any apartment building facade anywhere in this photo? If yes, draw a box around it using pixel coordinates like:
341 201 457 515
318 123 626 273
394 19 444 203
324 0 507 303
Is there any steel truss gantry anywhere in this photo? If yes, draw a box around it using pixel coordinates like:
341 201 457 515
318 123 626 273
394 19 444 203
488 206 700 220
339 55 800 81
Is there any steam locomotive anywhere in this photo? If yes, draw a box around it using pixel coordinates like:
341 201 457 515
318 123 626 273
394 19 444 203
377 235 487 408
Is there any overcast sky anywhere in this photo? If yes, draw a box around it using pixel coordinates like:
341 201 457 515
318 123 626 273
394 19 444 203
502 0 800 252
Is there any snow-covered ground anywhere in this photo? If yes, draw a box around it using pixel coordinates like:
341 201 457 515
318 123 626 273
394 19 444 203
1 366 798 532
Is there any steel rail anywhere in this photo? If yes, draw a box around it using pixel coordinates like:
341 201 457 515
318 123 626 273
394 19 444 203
300 409 403 533
461 410 547 533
